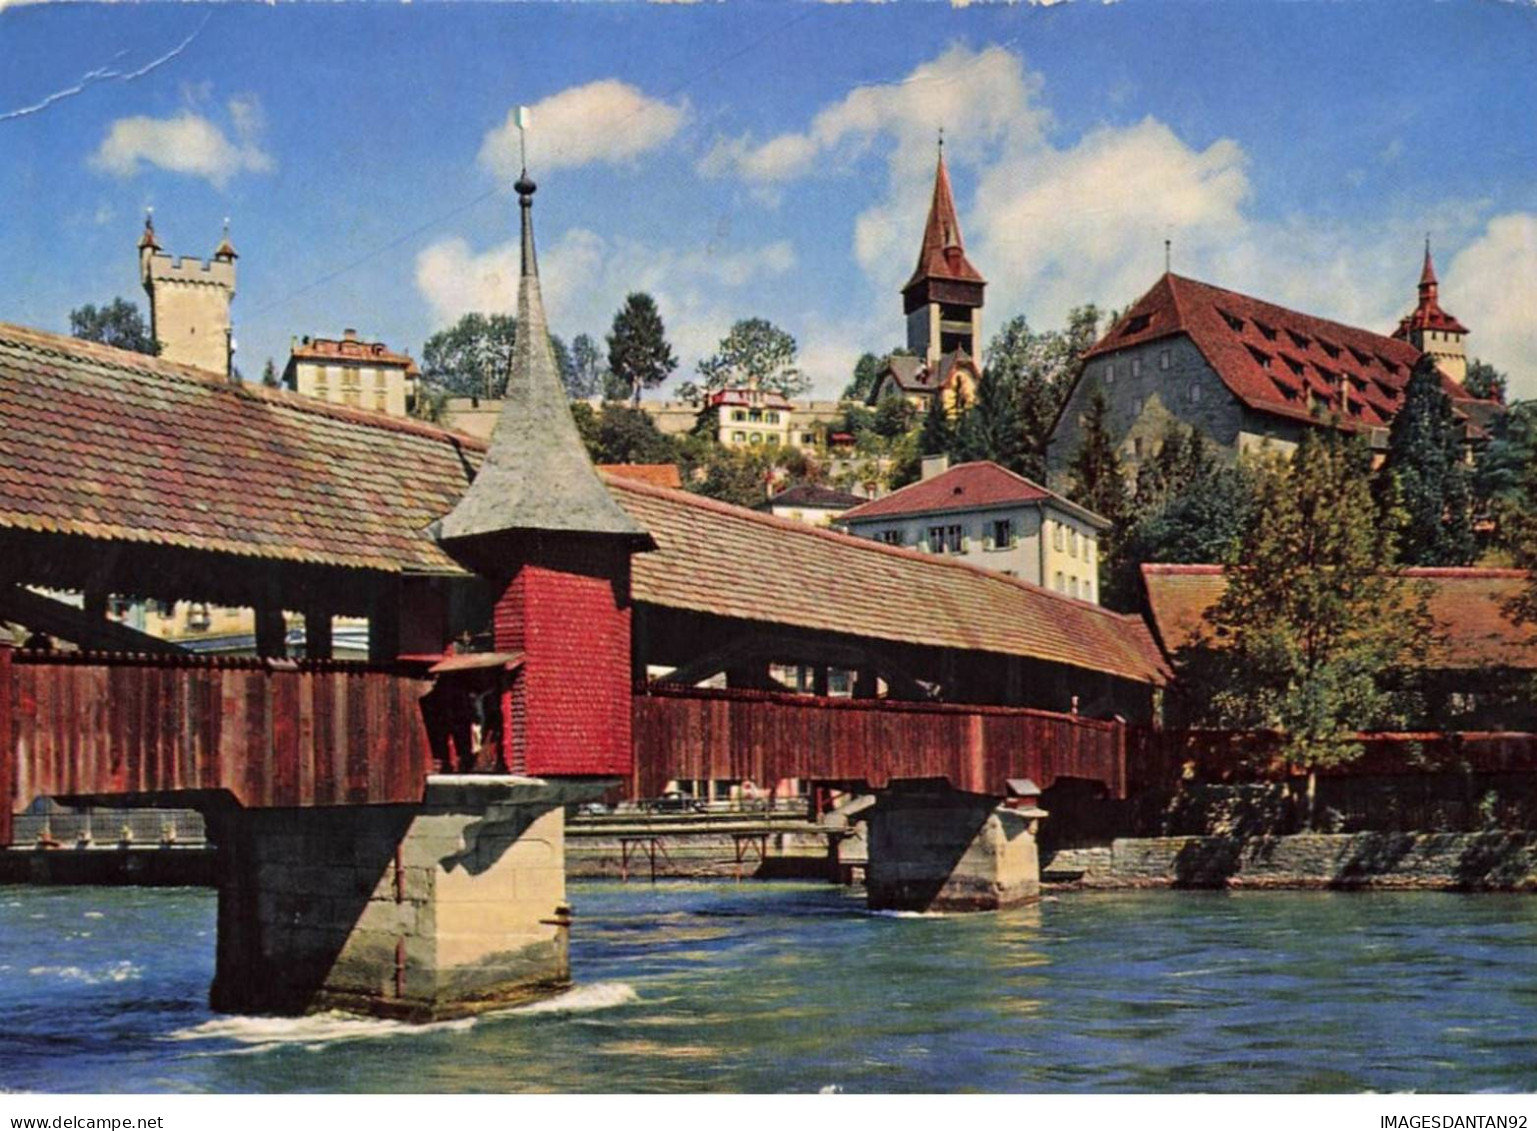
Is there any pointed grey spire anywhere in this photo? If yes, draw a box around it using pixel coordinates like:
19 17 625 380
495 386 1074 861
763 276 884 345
437 175 651 552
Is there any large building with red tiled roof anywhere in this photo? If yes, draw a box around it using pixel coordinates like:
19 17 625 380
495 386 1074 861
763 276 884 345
1045 258 1502 489
868 146 982 416
1140 563 1537 730
840 458 1109 603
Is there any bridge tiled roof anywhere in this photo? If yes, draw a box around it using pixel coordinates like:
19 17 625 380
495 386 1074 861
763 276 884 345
0 322 477 574
1141 563 1537 670
611 477 1169 686
0 322 1167 684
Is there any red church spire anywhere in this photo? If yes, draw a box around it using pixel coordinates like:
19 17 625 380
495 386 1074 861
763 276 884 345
1396 236 1468 340
1419 236 1438 295
904 143 985 292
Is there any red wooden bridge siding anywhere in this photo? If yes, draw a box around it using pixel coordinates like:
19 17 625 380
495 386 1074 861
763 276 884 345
6 651 435 812
631 685 1127 800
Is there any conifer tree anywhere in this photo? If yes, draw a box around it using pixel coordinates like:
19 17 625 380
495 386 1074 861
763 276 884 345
1185 432 1430 825
917 394 956 460
1378 356 1476 566
606 293 677 406
1067 390 1131 604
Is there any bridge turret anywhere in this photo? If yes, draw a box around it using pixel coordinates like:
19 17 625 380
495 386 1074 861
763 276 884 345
436 168 651 778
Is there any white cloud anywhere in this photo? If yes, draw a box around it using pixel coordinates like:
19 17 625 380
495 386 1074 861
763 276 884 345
696 43 1520 400
479 80 689 178
700 44 1046 187
415 227 798 375
1445 213 1537 399
88 96 272 188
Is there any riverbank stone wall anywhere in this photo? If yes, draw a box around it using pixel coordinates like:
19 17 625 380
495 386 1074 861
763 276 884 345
1044 832 1537 890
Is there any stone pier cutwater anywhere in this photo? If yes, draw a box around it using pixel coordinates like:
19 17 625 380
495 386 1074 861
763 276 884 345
865 780 1048 912
209 776 608 1021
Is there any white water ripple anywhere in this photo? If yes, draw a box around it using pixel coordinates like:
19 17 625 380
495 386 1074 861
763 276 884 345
165 982 639 1053
28 961 141 984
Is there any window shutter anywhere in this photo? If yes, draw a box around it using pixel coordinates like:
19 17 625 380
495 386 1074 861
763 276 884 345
983 530 995 551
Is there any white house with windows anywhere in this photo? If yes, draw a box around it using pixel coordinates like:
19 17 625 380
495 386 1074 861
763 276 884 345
837 457 1109 604
708 386 842 450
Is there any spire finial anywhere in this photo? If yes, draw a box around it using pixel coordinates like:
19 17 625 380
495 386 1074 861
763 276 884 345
138 207 159 252
1165 237 1172 274
938 126 944 155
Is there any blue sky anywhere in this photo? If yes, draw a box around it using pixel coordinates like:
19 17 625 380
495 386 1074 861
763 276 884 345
2 2 1535 398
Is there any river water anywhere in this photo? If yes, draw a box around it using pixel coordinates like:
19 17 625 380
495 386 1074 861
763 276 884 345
1 881 1534 1093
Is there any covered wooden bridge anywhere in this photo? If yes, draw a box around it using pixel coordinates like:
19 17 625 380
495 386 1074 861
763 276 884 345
0 319 1168 843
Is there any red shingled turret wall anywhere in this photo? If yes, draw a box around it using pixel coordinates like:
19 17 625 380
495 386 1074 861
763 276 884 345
491 541 633 778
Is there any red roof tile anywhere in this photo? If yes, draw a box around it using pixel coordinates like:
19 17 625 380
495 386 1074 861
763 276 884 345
840 461 1103 527
289 331 420 376
599 463 684 490
707 387 797 411
0 323 474 573
1141 563 1537 670
612 476 1168 686
1086 274 1491 436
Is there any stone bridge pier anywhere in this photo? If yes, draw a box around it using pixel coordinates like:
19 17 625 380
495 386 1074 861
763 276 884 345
208 776 607 1021
865 779 1048 912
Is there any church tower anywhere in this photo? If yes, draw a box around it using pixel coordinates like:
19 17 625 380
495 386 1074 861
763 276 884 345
1393 239 1469 385
902 142 986 368
138 211 237 377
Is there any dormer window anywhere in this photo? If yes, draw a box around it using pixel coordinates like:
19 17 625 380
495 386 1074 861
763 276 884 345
1318 339 1341 360
1255 320 1278 342
1122 313 1152 335
1220 309 1245 333
1245 344 1273 369
1287 330 1312 350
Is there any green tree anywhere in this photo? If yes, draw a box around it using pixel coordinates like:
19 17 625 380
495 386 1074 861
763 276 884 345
1067 389 1128 527
589 403 679 466
421 313 573 399
1464 358 1508 403
872 394 917 440
1377 356 1476 567
569 400 602 460
1068 389 1131 603
1474 400 1537 542
260 358 281 389
1183 432 1430 825
843 352 885 403
1111 460 1256 607
692 446 775 509
697 318 810 399
916 395 955 460
69 298 158 355
971 362 1028 473
950 389 991 465
982 306 1101 481
568 333 607 400
607 293 677 406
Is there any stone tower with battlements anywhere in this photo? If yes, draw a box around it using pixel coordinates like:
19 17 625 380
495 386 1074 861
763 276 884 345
138 212 237 377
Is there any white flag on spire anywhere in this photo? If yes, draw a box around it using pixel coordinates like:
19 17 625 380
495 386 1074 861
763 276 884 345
516 106 531 132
